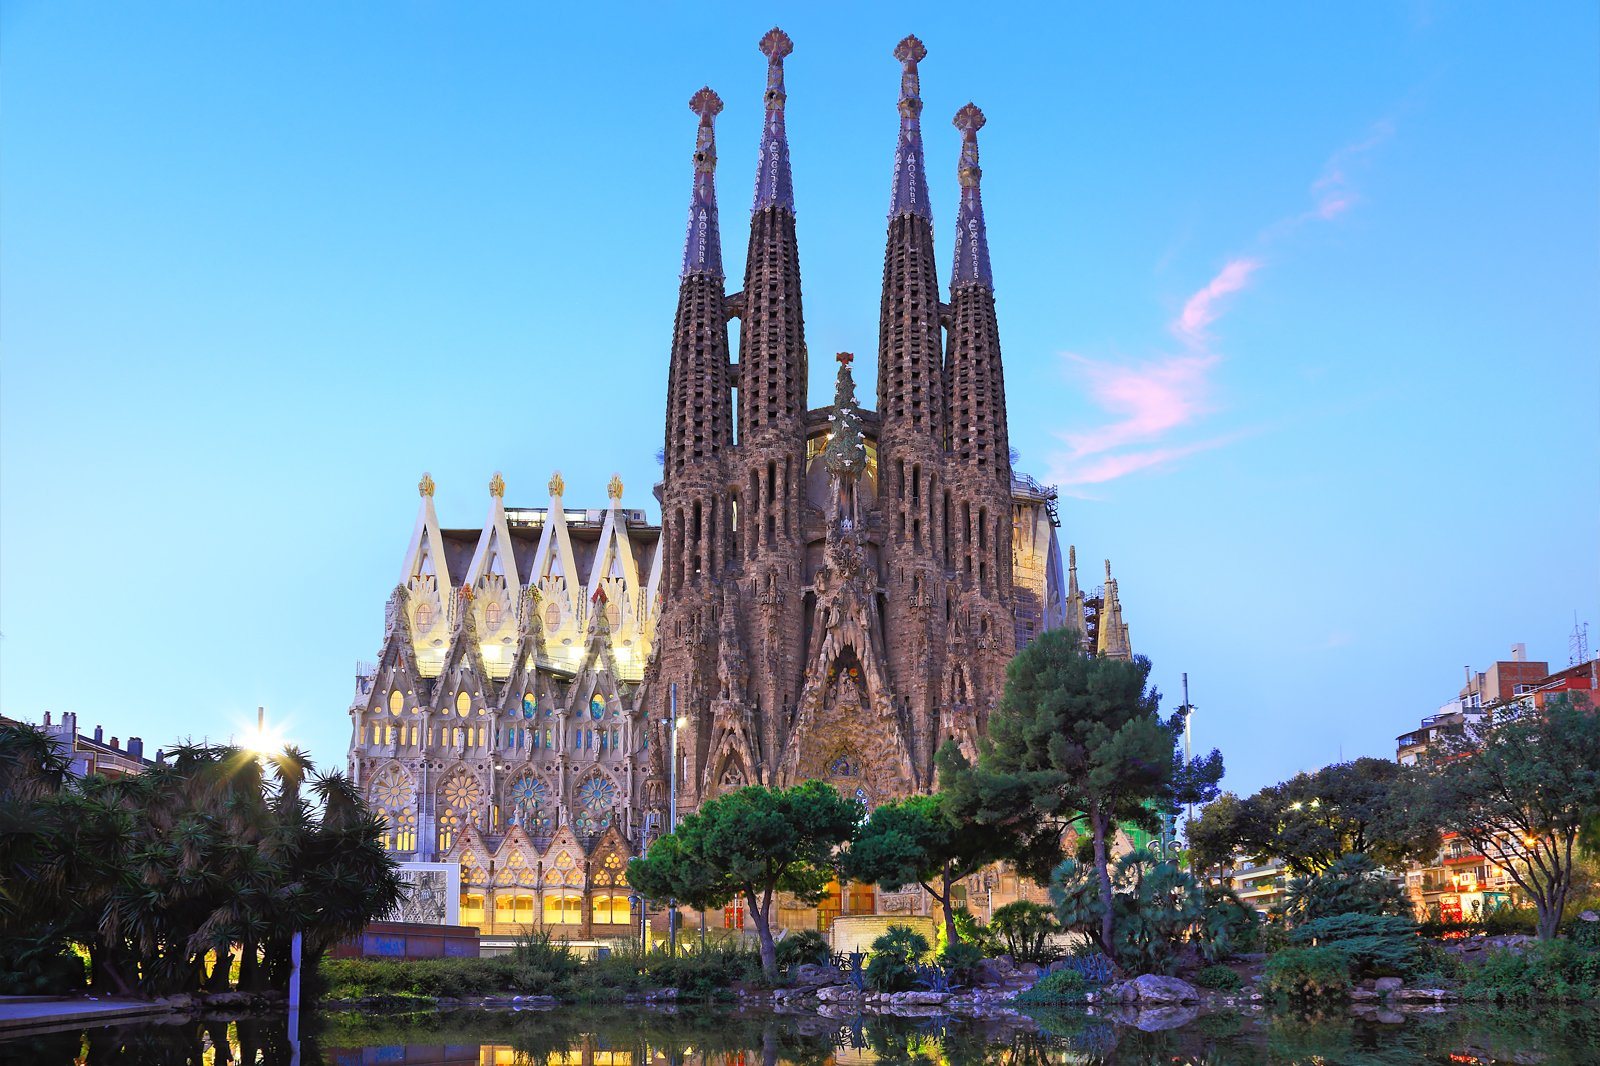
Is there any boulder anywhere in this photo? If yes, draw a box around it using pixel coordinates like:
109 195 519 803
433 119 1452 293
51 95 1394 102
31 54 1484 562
1374 977 1404 993
891 991 951 1005
1394 987 1457 1001
1127 974 1201 1004
1350 988 1379 1002
792 963 843 987
815 985 860 1003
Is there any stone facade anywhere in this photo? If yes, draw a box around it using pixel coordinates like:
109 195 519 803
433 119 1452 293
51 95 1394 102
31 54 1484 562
346 31 1139 936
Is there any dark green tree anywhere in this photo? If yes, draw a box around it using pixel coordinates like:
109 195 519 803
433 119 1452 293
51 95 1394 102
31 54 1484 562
1207 758 1439 877
628 780 860 977
841 755 1008 946
944 627 1223 957
1433 695 1600 940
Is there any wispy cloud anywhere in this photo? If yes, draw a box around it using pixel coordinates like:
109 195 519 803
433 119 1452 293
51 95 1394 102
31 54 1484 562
1047 121 1393 489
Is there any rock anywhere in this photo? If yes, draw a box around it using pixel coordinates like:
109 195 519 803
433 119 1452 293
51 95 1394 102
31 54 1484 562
815 985 859 1002
1374 977 1404 993
792 963 843 987
1014 962 1042 979
1579 910 1597 923
1127 974 1201 1004
1351 988 1379 1002
892 991 950 1005
1375 1010 1406 1025
1394 988 1457 1001
1126 1005 1200 1032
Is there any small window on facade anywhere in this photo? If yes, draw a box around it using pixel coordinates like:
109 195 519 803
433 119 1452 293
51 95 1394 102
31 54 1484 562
389 689 404 716
457 692 471 717
414 603 433 630
485 602 502 630
544 602 562 630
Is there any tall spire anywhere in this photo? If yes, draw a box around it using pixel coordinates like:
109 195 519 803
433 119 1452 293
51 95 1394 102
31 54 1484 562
752 28 795 214
888 35 931 220
682 87 724 279
950 103 993 290
1098 559 1132 661
1065 544 1086 638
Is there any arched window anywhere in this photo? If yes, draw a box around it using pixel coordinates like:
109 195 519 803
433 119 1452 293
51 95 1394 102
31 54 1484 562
590 694 607 720
456 692 471 717
484 601 503 630
414 603 433 631
522 692 537 719
389 690 404 716
543 892 582 924
544 602 562 630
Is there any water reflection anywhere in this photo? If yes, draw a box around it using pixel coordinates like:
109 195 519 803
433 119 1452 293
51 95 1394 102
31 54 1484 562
6 1005 1600 1066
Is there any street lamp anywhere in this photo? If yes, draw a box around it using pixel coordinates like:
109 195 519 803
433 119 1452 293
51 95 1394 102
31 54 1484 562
664 684 688 955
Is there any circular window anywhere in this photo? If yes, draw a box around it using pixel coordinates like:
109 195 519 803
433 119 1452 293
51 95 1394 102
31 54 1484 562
456 692 471 717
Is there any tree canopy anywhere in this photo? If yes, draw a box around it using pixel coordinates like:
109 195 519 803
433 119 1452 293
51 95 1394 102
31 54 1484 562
0 723 400 996
942 627 1223 958
1188 758 1440 877
628 779 860 976
1433 695 1600 940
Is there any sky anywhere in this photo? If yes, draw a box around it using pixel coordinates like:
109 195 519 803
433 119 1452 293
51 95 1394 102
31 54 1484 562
2 3 1596 798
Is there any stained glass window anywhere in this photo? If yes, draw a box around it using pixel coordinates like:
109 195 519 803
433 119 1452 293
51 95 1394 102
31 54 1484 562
576 775 617 834
590 694 606 720
522 692 537 719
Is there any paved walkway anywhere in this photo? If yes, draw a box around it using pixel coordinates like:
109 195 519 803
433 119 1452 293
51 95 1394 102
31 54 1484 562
0 996 169 1034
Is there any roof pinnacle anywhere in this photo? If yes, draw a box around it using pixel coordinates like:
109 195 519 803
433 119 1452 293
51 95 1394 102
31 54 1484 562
489 471 505 498
418 472 435 498
607 473 624 501
682 88 725 278
888 34 931 220
950 102 993 289
548 470 565 498
753 29 796 213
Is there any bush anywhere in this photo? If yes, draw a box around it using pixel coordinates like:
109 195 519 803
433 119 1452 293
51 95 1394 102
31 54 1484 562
1288 913 1419 977
864 925 930 993
1280 854 1410 924
1014 967 1087 1005
776 930 830 969
1411 941 1464 982
316 956 520 1000
990 901 1060 965
1261 946 1352 999
950 906 999 954
1191 964 1242 991
936 940 985 986
507 931 582 993
1463 941 1600 1003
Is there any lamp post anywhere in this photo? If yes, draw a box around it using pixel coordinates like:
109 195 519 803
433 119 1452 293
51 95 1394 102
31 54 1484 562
665 683 685 956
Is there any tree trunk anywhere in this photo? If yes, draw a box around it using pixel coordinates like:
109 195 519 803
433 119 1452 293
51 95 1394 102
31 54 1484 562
208 949 233 991
747 888 777 977
1092 806 1115 958
939 867 957 947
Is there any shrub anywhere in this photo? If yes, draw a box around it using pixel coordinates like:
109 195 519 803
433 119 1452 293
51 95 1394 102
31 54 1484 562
1280 854 1410 924
508 931 581 993
1288 913 1419 977
1261 946 1352 999
950 906 999 954
776 930 830 969
991 901 1060 964
1191 964 1243 991
936 940 985 986
1463 941 1600 1003
864 925 930 993
1014 967 1087 1005
1411 941 1464 982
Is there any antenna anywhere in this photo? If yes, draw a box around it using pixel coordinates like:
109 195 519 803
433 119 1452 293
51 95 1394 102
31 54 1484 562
1571 614 1590 666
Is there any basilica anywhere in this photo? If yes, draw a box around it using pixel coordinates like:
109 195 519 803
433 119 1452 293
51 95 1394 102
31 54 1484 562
348 30 1134 937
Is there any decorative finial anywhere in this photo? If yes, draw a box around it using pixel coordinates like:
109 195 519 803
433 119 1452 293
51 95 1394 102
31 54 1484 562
1105 559 1113 583
489 471 505 498
548 470 565 498
837 351 854 365
683 88 726 278
954 103 985 187
888 35 932 220
418 472 435 498
607 473 624 501
1069 545 1077 569
689 87 724 173
950 102 994 290
753 31 796 214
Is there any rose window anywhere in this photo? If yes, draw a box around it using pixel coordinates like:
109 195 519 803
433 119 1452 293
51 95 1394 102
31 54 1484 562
373 769 409 810
509 776 550 831
576 776 617 833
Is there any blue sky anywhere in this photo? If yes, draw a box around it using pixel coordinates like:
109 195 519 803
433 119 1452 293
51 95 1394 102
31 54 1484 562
3 3 1595 796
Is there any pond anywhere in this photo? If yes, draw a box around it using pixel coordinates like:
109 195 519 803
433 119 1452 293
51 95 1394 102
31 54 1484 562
7 1003 1599 1065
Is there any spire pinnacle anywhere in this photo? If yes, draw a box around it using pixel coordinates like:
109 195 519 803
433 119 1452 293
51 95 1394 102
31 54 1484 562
888 35 931 221
752 28 796 214
682 87 725 278
418 472 435 498
950 103 993 290
489 471 505 498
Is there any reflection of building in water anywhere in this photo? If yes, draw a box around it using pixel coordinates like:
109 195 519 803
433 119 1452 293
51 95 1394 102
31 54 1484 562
346 30 1140 939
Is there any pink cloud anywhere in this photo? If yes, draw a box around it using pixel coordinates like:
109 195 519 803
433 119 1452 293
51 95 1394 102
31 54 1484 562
1173 257 1261 346
1060 352 1219 460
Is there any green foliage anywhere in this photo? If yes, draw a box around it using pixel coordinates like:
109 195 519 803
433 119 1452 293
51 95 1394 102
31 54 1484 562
1288 913 1420 977
1013 966 1087 1005
948 905 998 953
842 787 1003 945
1051 849 1257 974
1191 964 1243 990
507 930 582 993
0 725 400 997
943 628 1223 957
990 900 1060 965
1279 852 1411 924
1463 940 1600 1002
1434 695 1600 940
1261 946 1353 999
627 780 861 976
317 956 518 999
1201 758 1440 877
863 925 930 992
1412 940 1465 982
935 940 985 985
775 930 830 969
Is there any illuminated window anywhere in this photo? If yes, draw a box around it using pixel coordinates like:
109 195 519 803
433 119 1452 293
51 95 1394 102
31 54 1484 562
543 892 583 924
414 603 433 630
460 893 486 928
484 602 502 630
594 894 632 925
456 692 471 717
389 689 404 716
522 692 537 719
544 602 562 630
590 694 606 720
370 723 381 745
